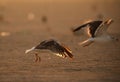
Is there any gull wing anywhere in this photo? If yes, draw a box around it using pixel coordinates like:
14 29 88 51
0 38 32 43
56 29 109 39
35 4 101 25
79 38 94 47
87 21 102 37
72 20 102 38
61 44 73 58
53 43 73 59
95 19 113 37
72 22 90 32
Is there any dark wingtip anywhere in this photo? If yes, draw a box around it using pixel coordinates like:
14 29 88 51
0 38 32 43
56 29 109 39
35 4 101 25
61 44 74 59
67 52 73 58
70 27 80 36
71 27 76 32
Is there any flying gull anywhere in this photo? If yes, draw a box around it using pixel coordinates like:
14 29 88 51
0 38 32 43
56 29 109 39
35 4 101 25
72 19 118 47
25 39 73 62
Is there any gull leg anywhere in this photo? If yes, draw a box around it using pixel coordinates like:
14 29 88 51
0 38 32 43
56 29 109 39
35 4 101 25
38 55 41 62
35 53 41 62
35 53 38 62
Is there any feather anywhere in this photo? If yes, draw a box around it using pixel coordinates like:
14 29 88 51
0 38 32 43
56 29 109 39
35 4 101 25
79 38 94 47
61 45 73 58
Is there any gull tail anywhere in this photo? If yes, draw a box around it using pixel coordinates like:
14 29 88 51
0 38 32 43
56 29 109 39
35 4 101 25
62 45 73 58
64 49 73 58
25 47 35 54
79 38 94 47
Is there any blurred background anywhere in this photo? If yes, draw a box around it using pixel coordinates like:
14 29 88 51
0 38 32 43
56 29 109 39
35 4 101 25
0 0 120 82
0 0 120 32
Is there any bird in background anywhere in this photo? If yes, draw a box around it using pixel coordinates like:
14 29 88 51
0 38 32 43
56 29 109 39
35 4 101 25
25 39 73 62
72 19 118 47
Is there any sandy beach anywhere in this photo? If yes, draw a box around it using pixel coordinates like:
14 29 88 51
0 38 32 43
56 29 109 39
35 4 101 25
0 0 120 82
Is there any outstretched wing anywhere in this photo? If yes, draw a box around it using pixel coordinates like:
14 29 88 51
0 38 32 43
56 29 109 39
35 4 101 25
72 20 102 38
72 22 90 32
95 19 113 36
50 42 73 59
87 21 103 37
61 44 73 58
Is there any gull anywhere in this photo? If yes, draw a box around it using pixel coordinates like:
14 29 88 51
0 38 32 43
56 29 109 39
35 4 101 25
25 39 73 62
72 19 118 47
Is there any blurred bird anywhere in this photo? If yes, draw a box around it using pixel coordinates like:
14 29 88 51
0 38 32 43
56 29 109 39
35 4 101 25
25 39 73 62
72 19 118 47
41 15 47 24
